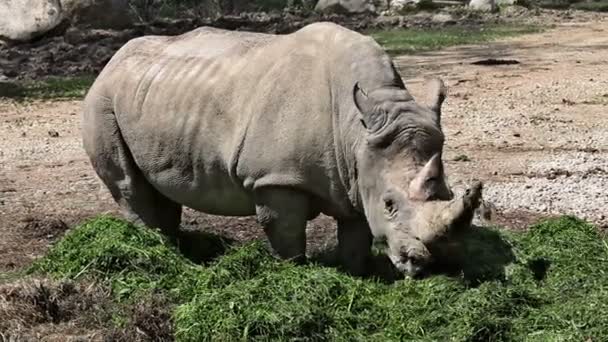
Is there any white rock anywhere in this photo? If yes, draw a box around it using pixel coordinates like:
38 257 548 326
432 13 455 24
469 0 498 11
0 0 131 43
0 0 64 42
314 0 376 13
390 0 421 12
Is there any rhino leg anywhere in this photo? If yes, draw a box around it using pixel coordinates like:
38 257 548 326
337 219 373 276
82 101 182 242
254 188 309 264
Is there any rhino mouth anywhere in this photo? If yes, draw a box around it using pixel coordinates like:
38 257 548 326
387 252 430 278
389 181 485 277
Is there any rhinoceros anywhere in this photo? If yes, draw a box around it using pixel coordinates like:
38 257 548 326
81 22 479 276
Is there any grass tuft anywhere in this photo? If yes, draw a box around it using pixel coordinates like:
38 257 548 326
0 76 95 101
27 215 608 341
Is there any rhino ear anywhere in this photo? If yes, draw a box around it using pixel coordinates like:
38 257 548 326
426 78 447 126
353 82 384 131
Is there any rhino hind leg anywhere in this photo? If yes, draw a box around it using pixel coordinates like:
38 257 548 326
337 219 373 276
254 188 309 264
82 102 182 242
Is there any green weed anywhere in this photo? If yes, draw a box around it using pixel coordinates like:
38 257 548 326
0 75 95 101
370 25 542 56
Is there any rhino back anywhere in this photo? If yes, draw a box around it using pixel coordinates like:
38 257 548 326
89 24 362 217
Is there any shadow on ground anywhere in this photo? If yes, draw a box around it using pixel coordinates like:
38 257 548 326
309 224 516 286
176 229 236 265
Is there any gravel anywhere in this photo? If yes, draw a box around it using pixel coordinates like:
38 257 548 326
484 152 608 227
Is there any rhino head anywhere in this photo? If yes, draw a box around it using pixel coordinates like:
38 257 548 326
352 78 478 276
393 181 484 276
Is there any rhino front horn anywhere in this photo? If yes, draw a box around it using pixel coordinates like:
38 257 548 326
447 181 484 230
463 181 483 210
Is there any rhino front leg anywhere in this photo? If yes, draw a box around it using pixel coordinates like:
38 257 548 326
255 188 309 264
337 219 373 276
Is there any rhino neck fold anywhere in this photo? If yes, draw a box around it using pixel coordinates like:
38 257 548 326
334 110 364 213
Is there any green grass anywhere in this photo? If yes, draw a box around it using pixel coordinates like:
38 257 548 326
571 0 608 11
370 25 542 56
26 215 608 341
527 0 608 10
0 75 95 101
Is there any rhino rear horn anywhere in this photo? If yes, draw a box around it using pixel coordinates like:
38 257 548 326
408 154 445 201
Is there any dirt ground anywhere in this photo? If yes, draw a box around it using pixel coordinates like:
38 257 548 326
1 17 607 273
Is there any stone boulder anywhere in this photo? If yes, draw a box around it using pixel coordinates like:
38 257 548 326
0 0 65 42
0 0 131 43
390 0 421 12
469 0 498 11
314 0 376 14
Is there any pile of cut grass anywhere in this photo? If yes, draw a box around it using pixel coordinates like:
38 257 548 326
29 215 608 341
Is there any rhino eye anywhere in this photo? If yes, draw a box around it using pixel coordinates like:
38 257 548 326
384 198 397 217
409 255 420 265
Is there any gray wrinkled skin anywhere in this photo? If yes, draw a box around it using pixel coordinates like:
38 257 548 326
81 22 466 276
390 182 484 277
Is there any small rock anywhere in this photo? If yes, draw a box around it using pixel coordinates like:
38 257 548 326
48 130 60 138
562 98 575 106
453 154 471 162
314 0 376 14
431 13 455 25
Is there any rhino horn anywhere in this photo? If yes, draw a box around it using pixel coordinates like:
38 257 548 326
445 181 483 231
408 154 444 201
